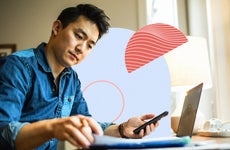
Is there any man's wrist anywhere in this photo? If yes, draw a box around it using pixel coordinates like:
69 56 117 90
118 123 129 138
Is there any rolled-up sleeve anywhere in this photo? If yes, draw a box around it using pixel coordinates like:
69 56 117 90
0 122 29 149
98 122 115 131
0 57 31 149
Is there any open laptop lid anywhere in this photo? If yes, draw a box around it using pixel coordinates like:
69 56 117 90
176 83 203 137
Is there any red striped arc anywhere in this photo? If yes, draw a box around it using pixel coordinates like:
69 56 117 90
125 23 188 73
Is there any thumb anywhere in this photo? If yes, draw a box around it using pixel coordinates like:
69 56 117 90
140 114 155 121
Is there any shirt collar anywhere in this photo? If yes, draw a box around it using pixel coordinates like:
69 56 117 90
34 43 72 74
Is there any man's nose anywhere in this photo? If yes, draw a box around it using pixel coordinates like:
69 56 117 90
75 42 87 53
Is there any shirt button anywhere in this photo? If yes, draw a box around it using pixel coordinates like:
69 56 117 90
68 97 72 102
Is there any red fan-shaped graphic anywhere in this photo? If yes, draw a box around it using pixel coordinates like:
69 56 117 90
125 23 188 73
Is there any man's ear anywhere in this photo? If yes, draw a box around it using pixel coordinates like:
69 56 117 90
52 20 62 35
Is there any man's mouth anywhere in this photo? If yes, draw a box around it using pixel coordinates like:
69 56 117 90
69 51 78 61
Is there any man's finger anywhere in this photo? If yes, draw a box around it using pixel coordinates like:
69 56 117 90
87 118 103 135
81 119 94 143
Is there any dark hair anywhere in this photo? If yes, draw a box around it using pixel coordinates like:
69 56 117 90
57 4 110 39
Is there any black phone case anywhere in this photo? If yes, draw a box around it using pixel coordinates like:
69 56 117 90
133 111 168 134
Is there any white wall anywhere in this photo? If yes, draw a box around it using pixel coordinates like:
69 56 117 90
0 0 146 50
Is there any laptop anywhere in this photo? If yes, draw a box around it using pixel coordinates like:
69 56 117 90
176 83 203 137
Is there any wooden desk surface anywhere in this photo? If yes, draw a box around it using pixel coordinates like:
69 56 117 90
147 135 230 149
192 135 230 144
179 135 230 150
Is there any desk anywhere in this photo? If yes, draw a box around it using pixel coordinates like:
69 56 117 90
187 135 230 149
150 135 230 150
192 135 230 144
59 135 230 150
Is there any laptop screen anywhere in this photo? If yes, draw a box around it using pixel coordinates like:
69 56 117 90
176 83 203 137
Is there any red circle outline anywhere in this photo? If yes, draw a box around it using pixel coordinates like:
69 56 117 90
83 80 125 122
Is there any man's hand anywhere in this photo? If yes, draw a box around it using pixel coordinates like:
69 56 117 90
52 115 103 148
121 114 159 138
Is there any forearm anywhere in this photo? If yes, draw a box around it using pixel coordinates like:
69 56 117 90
104 124 121 137
15 116 103 149
104 122 129 138
15 119 55 150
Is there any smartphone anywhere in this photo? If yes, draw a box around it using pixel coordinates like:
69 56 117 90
133 111 169 134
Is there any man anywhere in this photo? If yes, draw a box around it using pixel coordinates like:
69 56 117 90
0 4 158 150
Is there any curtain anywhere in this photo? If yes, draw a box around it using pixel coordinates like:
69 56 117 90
206 0 230 121
182 0 230 122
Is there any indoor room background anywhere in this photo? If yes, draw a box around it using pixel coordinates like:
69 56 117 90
0 0 230 135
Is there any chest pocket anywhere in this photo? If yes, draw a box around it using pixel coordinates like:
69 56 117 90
61 96 74 117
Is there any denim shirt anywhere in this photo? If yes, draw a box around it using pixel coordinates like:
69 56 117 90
0 43 112 150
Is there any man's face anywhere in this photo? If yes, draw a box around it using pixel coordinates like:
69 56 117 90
51 15 99 68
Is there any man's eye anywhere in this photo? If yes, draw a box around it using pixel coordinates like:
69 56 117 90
88 44 93 49
75 33 83 40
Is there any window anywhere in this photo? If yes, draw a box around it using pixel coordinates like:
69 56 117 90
146 0 178 27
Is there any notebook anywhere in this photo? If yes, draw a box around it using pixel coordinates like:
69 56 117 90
90 134 190 149
176 83 203 137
